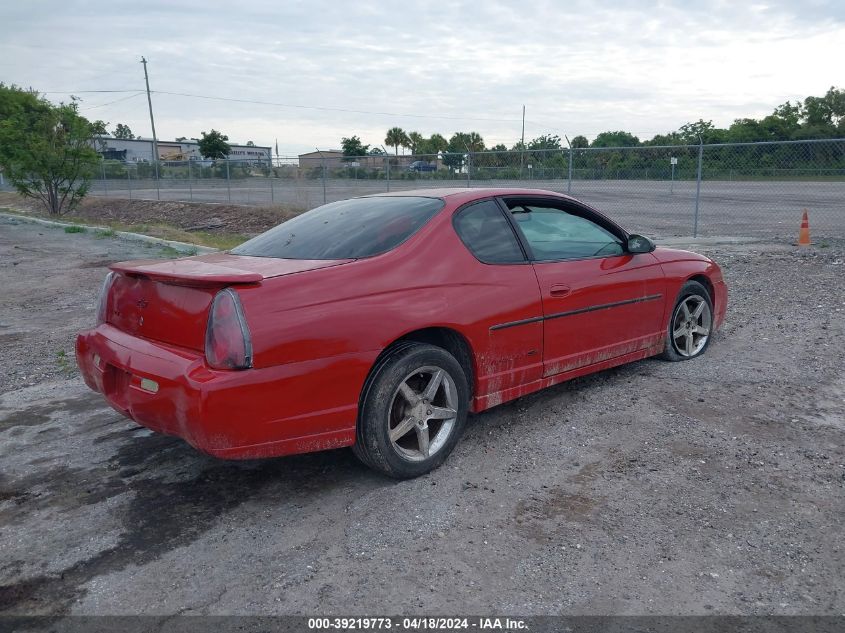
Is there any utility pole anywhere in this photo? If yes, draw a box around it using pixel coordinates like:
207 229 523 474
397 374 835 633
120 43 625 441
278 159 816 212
140 56 160 193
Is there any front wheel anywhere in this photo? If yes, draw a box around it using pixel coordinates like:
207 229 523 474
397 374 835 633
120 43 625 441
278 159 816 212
353 343 468 478
660 280 714 361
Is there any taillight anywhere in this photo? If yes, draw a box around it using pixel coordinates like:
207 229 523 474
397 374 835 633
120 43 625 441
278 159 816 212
96 272 116 325
205 288 253 370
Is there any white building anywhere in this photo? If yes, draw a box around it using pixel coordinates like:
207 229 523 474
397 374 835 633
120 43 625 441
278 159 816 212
96 137 271 163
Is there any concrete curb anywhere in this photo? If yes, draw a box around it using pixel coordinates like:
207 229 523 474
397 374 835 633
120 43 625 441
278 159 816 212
0 212 218 255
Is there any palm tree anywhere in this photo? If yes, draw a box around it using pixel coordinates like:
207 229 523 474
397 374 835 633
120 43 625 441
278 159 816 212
385 127 409 156
427 133 449 154
407 131 424 155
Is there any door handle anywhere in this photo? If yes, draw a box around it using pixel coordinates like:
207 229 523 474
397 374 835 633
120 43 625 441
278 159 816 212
550 284 571 297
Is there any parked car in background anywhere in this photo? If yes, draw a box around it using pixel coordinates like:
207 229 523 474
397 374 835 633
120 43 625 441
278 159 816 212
77 188 727 478
407 160 437 172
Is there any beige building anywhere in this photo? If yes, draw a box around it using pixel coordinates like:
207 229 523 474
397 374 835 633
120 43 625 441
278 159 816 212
297 151 429 170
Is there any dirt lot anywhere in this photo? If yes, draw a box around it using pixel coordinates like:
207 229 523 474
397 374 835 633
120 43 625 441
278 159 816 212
1 216 844 617
0 192 301 238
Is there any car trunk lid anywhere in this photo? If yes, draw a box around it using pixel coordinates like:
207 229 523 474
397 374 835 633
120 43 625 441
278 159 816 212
105 254 352 350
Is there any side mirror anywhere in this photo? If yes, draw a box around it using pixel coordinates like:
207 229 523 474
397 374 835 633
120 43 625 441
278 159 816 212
626 234 655 254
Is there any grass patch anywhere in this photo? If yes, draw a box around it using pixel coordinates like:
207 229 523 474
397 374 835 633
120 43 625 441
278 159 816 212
0 207 247 251
56 349 74 375
119 223 248 250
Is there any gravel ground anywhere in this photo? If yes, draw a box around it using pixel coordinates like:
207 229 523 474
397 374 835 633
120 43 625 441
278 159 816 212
1 217 844 617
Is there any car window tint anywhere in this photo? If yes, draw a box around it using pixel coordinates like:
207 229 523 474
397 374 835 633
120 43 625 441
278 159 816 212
231 196 443 260
510 205 624 260
453 200 525 264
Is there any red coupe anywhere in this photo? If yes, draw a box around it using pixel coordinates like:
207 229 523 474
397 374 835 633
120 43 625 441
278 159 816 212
77 188 727 478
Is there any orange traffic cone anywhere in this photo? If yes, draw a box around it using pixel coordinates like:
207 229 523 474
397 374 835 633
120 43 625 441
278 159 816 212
798 209 811 246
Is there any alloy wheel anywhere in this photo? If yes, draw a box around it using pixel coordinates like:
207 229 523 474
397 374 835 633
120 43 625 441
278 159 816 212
388 366 458 462
671 294 712 357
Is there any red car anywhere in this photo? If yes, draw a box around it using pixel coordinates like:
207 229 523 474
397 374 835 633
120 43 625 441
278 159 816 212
77 188 727 478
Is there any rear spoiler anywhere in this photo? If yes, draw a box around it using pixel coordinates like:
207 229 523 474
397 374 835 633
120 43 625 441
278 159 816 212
109 259 263 286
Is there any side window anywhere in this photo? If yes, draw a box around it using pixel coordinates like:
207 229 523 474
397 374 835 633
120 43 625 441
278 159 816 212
509 204 624 260
453 200 526 264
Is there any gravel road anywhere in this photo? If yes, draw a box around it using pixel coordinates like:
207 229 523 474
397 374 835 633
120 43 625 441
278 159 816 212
1 216 844 617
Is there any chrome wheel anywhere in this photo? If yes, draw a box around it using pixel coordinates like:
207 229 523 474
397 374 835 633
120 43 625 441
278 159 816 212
671 294 712 357
388 366 458 462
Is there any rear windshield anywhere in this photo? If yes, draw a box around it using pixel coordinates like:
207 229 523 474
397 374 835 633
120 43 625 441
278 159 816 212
231 196 444 260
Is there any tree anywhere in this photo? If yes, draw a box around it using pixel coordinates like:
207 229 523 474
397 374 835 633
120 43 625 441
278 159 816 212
677 120 717 144
384 127 409 155
421 133 448 155
527 134 561 151
449 131 485 152
198 129 230 159
368 147 386 155
246 140 255 147
113 123 135 139
527 134 562 162
91 119 108 135
0 84 100 216
570 135 589 149
89 119 110 152
442 132 485 170
341 135 370 157
803 87 845 129
407 131 424 155
591 131 640 148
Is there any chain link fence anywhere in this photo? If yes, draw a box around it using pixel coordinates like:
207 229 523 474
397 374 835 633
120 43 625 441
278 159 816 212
87 138 845 239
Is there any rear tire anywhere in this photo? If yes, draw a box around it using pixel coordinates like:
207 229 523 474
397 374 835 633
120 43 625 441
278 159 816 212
660 280 714 361
353 343 468 479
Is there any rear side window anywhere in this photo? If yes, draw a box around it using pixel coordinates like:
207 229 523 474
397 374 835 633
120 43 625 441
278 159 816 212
231 196 443 260
453 200 525 264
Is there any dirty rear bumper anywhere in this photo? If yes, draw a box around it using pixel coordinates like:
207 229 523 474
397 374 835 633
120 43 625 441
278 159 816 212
76 324 362 459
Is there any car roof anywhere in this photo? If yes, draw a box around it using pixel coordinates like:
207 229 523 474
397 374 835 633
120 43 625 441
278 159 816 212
366 187 578 204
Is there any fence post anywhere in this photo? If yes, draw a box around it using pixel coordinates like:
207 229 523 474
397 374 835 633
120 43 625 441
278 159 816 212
321 156 327 204
154 160 160 200
466 152 471 187
270 176 275 204
568 146 573 194
385 156 390 192
187 160 193 202
226 159 231 203
101 161 108 196
693 140 703 238
127 163 132 200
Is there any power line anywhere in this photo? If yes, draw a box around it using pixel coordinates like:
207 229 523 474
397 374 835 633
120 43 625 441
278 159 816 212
150 90 524 124
80 91 145 110
41 89 143 94
40 86 527 126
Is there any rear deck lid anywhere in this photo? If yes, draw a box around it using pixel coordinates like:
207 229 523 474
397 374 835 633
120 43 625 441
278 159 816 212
109 253 353 286
105 254 353 350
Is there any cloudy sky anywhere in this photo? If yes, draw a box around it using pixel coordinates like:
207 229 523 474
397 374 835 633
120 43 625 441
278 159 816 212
1 0 842 155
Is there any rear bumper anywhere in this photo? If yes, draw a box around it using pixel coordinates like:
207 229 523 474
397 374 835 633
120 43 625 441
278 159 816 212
76 324 372 459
